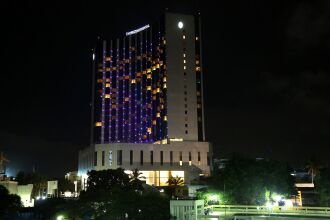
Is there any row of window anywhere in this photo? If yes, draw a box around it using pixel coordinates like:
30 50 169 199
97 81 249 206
94 150 210 167
182 32 188 135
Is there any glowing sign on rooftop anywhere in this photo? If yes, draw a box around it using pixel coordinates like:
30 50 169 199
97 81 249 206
126 24 150 36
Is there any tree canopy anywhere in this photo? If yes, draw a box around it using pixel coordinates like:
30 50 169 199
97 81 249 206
0 185 22 219
205 155 294 205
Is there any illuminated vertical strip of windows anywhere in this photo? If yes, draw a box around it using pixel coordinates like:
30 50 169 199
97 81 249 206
143 30 148 142
139 31 143 143
134 34 138 143
128 36 132 142
101 41 106 144
149 27 153 142
108 41 113 142
121 37 125 142
157 28 162 141
115 39 120 141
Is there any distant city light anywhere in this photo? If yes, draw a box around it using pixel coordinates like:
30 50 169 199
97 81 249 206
178 21 183 29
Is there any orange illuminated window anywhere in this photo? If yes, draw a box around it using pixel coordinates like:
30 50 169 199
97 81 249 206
105 94 110 98
97 79 103 83
106 67 110 71
105 83 110 88
95 122 102 126
106 78 110 82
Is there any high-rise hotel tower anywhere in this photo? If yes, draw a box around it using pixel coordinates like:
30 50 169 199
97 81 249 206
79 12 212 188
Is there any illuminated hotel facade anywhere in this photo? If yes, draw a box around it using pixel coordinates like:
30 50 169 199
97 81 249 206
78 12 212 187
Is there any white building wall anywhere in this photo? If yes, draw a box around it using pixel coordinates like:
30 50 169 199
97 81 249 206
166 13 199 141
78 141 212 186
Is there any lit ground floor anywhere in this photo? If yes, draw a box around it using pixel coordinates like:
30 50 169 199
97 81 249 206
78 141 212 189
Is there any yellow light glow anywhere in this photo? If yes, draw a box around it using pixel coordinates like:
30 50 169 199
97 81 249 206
95 122 102 126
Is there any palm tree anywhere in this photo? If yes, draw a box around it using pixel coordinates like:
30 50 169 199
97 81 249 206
305 158 322 184
129 168 146 191
167 175 184 187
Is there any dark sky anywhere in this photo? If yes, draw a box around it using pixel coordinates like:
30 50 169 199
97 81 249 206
1 0 330 177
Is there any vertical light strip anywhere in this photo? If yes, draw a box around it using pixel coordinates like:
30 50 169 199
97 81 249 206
108 40 113 142
139 31 143 143
149 27 153 142
134 34 138 143
143 31 148 142
121 37 125 142
101 40 106 144
157 28 162 141
115 39 120 141
128 36 132 142
123 38 126 142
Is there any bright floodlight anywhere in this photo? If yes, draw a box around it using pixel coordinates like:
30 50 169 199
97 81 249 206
178 21 183 29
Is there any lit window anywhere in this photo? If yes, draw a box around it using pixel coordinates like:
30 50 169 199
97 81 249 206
152 120 156 125
163 77 167 82
147 68 151 73
105 94 110 98
125 97 129 102
156 64 160 68
163 83 167 88
109 150 113 166
147 86 151 91
147 74 151 79
196 37 199 41
184 66 186 70
147 127 152 134
183 35 186 39
95 122 102 126
196 60 200 65
163 40 166 45
156 112 160 117
164 116 167 121
105 83 110 88
106 57 111 61
106 67 110 71
196 67 201 71
157 88 160 93
183 54 186 58
106 78 110 82
97 79 103 83
183 60 186 64
131 79 136 84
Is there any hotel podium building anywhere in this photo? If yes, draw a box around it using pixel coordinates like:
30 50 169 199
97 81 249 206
78 12 212 188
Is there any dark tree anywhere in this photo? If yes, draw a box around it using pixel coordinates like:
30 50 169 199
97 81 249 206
0 185 22 219
315 168 330 206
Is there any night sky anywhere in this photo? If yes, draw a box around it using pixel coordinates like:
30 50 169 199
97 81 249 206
2 1 330 177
